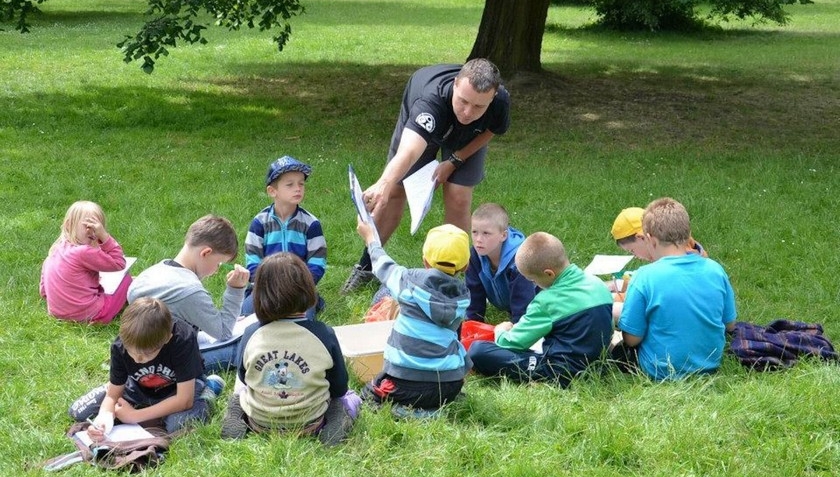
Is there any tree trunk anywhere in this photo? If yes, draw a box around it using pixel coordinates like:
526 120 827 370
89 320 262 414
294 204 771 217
468 0 550 78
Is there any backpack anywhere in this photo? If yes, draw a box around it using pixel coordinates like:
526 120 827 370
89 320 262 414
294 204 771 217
43 421 172 472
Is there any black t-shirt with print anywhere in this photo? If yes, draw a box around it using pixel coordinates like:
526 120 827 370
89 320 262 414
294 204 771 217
109 320 204 401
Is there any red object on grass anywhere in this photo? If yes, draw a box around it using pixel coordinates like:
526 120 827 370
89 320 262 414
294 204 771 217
460 320 495 351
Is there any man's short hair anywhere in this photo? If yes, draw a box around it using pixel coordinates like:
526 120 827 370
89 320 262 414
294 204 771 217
472 203 509 232
185 215 238 258
643 197 691 246
253 253 317 324
119 297 172 351
516 232 568 276
457 58 502 93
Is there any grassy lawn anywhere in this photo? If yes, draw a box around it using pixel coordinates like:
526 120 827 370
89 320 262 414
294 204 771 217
2 0 839 475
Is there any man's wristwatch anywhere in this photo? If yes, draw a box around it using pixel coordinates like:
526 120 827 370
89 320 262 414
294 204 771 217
448 153 465 169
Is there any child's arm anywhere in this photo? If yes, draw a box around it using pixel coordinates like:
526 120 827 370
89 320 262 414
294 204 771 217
495 302 552 350
179 286 242 341
357 218 407 292
113 380 196 424
87 383 124 441
464 252 487 321
305 220 327 284
80 235 127 273
244 218 266 282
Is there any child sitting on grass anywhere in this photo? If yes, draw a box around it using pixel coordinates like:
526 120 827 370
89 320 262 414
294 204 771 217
221 253 360 445
614 198 737 381
609 206 709 320
68 297 224 437
466 203 536 324
127 215 250 372
40 200 131 324
468 232 613 387
356 221 472 417
241 156 327 320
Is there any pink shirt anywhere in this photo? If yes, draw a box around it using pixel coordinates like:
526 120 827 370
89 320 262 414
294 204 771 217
39 236 127 321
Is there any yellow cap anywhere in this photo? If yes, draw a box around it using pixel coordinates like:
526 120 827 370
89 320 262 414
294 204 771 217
422 224 470 275
610 207 644 240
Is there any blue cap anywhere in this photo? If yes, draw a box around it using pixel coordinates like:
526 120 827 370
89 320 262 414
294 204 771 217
265 156 312 186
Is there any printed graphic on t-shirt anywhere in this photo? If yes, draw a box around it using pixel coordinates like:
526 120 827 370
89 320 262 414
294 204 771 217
254 349 310 400
415 113 435 133
133 364 176 392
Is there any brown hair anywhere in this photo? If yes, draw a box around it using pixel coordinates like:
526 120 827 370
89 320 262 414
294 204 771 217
516 232 569 276
472 203 509 232
253 253 317 324
185 215 238 258
456 58 502 93
643 197 691 246
119 297 172 351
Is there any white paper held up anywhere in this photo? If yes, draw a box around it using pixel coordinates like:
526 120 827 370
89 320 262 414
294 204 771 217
402 160 437 235
348 165 381 243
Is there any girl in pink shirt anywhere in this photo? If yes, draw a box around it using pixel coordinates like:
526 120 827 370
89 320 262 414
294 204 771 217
40 201 131 323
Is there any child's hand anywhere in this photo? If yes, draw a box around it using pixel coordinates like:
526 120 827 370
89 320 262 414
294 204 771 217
81 217 109 244
88 410 114 440
113 398 138 423
494 321 513 340
226 264 250 289
356 216 375 245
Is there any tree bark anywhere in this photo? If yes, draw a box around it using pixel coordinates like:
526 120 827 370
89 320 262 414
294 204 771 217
468 0 551 77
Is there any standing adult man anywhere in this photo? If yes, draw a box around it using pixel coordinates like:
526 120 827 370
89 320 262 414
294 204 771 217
341 58 511 294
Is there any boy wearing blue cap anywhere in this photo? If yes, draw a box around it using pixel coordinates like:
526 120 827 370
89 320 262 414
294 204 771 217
241 156 327 319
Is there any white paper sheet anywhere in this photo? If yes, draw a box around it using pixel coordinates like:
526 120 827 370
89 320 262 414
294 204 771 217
402 160 437 235
197 313 258 348
583 254 634 276
348 165 381 243
99 257 137 294
75 423 153 447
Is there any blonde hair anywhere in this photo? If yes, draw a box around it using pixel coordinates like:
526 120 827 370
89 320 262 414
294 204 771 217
643 197 691 246
516 232 568 275
52 201 106 251
185 215 239 258
119 297 172 352
472 203 509 232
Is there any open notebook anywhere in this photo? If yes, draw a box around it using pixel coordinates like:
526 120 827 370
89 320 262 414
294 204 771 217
74 423 153 447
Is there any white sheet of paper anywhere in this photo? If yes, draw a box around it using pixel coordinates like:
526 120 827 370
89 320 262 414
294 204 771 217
348 165 381 243
75 423 153 447
99 257 137 294
197 314 259 347
402 160 437 235
583 254 634 276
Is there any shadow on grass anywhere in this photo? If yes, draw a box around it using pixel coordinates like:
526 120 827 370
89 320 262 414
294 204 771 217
1 61 837 158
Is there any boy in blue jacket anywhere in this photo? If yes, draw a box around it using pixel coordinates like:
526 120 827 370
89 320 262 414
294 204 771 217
466 203 536 323
356 221 472 414
468 232 613 387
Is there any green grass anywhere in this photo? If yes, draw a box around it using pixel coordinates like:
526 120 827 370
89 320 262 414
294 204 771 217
2 0 840 475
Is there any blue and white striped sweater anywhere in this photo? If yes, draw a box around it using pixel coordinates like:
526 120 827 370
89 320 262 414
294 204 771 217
245 204 326 283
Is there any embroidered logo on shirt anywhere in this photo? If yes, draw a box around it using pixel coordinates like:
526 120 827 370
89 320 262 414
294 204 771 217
415 113 435 133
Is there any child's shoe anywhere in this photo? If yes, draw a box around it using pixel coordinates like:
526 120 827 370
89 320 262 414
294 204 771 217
200 374 226 402
220 394 249 440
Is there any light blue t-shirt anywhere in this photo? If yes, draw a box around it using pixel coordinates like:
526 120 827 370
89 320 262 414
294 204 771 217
618 253 737 380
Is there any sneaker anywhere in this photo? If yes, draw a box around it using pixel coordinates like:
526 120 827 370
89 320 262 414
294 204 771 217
220 393 250 440
318 398 355 447
340 265 377 295
201 374 226 401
